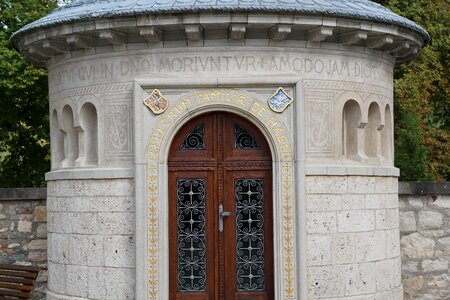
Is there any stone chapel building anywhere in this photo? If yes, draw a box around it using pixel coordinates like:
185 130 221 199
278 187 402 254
11 0 429 299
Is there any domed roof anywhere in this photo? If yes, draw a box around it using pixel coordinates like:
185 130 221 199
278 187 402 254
12 0 429 44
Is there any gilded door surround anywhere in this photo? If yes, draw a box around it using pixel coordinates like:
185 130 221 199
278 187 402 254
133 77 306 300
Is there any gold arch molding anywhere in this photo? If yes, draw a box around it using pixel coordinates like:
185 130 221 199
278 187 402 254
145 88 298 299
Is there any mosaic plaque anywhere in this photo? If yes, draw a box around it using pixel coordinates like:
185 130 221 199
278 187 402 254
144 89 169 115
268 87 293 113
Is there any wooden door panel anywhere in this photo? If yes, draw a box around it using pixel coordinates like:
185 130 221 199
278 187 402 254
222 113 271 162
169 112 273 300
223 169 274 300
177 293 211 300
235 292 268 300
169 113 217 163
169 171 216 300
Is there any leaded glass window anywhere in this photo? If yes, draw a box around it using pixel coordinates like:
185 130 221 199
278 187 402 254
177 179 207 291
235 179 265 291
180 124 205 150
234 124 259 150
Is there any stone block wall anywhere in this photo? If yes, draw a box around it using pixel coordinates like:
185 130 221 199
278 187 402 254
306 176 403 299
0 188 48 299
3 181 450 300
46 179 135 300
399 182 450 299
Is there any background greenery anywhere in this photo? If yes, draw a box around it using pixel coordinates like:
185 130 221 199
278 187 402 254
0 0 57 187
374 0 449 181
0 0 448 186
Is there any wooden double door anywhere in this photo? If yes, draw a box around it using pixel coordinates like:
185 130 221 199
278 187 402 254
168 112 274 300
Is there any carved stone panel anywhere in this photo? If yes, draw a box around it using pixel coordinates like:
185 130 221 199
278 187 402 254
306 90 334 157
106 99 132 160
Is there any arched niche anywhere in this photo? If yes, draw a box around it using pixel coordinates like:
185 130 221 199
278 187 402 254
342 99 366 161
75 102 98 166
365 102 382 161
381 104 393 163
51 110 64 169
60 105 78 168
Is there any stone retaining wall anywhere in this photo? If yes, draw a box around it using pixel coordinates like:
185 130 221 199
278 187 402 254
399 182 450 299
0 188 48 299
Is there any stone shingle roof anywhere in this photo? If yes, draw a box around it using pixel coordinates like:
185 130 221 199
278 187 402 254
11 0 429 45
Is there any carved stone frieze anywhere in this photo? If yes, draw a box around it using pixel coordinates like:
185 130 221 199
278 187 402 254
304 79 393 164
304 80 392 97
49 83 132 99
47 49 394 94
306 92 333 156
106 101 132 159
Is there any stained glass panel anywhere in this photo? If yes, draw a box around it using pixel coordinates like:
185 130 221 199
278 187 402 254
181 124 205 150
177 179 207 291
235 179 265 291
234 125 259 150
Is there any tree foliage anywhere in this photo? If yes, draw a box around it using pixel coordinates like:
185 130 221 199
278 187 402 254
375 0 450 180
394 111 431 181
0 0 57 187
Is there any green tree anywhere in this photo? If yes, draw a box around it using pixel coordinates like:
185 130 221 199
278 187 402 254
395 111 431 181
375 0 450 180
0 0 58 187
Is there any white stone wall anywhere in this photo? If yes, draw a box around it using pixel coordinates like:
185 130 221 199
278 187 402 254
46 179 135 300
399 193 450 299
47 47 395 172
44 45 399 299
306 176 403 299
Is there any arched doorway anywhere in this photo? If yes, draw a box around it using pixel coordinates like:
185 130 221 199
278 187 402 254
168 112 274 300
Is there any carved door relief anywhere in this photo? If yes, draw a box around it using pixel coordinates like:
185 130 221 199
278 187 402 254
169 112 274 300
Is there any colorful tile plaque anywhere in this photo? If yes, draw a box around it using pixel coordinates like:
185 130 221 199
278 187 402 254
268 87 293 113
144 89 169 115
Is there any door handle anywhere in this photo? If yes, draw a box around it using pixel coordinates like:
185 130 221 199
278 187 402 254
219 204 232 232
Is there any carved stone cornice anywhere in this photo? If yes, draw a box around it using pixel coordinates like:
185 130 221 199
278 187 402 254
13 12 427 68
307 26 334 42
229 24 246 40
139 27 163 43
339 30 368 45
269 25 292 41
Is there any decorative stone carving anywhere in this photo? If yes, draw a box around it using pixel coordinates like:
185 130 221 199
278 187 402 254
185 25 203 41
307 27 334 42
270 25 292 41
339 30 368 45
99 30 126 45
139 27 163 43
307 100 333 154
43 39 68 54
229 24 246 40
106 103 131 157
304 80 394 164
367 35 394 49
66 34 95 49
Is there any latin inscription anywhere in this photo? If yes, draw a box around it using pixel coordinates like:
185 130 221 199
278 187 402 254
50 53 392 90
146 90 293 161
50 63 114 88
